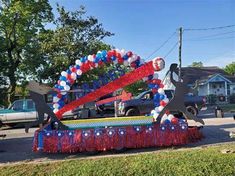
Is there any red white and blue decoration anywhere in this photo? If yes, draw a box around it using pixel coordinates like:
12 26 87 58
32 49 203 153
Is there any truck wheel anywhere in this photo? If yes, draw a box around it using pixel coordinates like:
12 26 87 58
125 108 140 116
186 106 198 116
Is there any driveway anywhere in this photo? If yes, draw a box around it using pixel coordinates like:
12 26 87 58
0 117 234 165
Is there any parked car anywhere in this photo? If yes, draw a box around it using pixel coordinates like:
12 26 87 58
118 90 206 117
0 99 75 128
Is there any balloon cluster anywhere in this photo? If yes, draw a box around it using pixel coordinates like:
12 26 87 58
52 49 145 113
146 58 180 124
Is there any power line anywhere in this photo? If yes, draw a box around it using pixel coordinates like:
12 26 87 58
185 30 235 41
184 36 235 42
184 24 235 31
164 41 178 58
146 31 177 60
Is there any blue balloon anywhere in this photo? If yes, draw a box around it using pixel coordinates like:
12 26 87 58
102 50 107 57
123 54 128 60
76 65 80 69
160 94 165 100
153 93 160 100
148 83 155 89
81 57 87 63
92 80 100 90
66 69 72 74
60 76 67 81
101 57 107 62
111 56 116 61
96 53 102 59
154 102 160 107
164 119 171 124
94 57 100 63
154 84 159 89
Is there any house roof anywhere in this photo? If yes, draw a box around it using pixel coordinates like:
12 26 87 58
176 66 235 84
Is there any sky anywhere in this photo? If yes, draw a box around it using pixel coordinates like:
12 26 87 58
48 0 235 78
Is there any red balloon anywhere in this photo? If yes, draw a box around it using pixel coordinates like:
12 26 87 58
160 100 167 106
118 57 124 64
152 79 161 85
70 67 77 72
127 51 133 57
130 62 136 68
116 52 121 59
57 93 62 98
159 83 164 88
98 60 103 66
171 117 179 124
152 88 158 94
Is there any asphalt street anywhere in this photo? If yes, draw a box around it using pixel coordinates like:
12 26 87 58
0 113 234 165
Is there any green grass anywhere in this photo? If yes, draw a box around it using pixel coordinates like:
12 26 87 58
220 104 235 112
1 144 235 176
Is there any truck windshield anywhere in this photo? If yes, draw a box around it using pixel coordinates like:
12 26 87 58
134 91 150 99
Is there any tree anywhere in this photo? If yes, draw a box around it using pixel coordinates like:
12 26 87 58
189 61 203 67
0 0 53 104
39 5 113 84
224 62 235 75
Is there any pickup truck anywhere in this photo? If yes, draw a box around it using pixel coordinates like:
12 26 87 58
118 90 206 117
0 99 74 128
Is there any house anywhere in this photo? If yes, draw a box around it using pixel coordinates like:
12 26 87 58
163 66 235 102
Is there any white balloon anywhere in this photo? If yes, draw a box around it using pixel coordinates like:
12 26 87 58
163 98 169 103
155 106 160 112
153 72 159 79
142 77 148 82
71 72 77 80
95 63 99 67
60 81 66 87
76 69 82 75
160 114 168 123
61 91 67 95
53 109 59 113
64 85 70 91
167 114 174 121
158 88 165 94
153 112 159 119
120 49 126 57
61 71 67 77
151 110 155 115
53 103 59 109
132 54 138 61
123 60 129 66
53 96 60 103
75 59 82 66
128 57 134 63
115 48 120 53
113 60 118 65
158 106 164 112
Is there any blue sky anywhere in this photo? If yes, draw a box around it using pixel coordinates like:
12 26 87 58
49 0 235 77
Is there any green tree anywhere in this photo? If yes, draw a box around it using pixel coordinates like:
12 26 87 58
0 0 53 104
189 61 203 67
39 5 113 84
224 62 235 75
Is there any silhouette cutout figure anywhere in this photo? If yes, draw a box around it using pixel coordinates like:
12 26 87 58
25 81 68 133
156 63 205 125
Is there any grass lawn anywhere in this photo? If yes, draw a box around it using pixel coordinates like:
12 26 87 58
0 144 235 176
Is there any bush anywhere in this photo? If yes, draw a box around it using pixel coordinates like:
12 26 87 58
206 94 217 104
229 93 235 103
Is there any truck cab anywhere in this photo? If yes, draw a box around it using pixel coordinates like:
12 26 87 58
0 99 37 127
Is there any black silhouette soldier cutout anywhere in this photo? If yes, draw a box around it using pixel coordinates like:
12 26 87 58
25 81 68 133
156 63 205 125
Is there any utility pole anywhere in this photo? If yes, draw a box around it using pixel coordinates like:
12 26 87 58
178 27 183 81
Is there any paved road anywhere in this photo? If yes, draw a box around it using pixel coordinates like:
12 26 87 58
0 117 234 165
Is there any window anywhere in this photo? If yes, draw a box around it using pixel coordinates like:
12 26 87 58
11 101 23 111
27 100 35 109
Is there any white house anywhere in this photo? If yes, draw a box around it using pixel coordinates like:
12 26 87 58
163 66 235 102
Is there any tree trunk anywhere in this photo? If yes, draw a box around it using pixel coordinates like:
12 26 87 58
7 74 17 105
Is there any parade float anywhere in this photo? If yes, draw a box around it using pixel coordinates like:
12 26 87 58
27 49 204 153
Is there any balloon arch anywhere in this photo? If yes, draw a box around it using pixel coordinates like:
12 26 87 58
31 49 203 153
